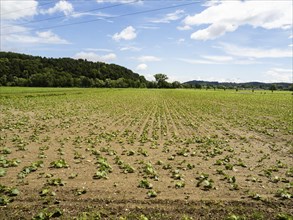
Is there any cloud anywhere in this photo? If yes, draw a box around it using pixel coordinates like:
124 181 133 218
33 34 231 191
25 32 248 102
136 63 148 71
202 0 221 7
70 11 111 18
202 55 233 62
178 58 217 65
120 46 141 51
73 52 116 62
265 68 292 82
1 0 38 20
85 48 113 52
151 10 185 23
96 0 142 4
177 25 192 31
40 0 73 16
112 26 137 41
218 43 293 58
191 23 237 40
178 55 260 65
36 31 70 44
138 26 160 30
4 29 69 45
183 1 292 40
137 56 161 62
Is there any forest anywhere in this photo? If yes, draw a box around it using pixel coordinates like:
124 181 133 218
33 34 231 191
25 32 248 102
0 52 291 90
0 52 150 88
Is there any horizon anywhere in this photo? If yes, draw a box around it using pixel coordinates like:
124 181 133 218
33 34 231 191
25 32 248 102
1 0 292 83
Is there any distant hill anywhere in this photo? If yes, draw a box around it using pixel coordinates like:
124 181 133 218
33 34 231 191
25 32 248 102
0 51 147 88
184 80 292 91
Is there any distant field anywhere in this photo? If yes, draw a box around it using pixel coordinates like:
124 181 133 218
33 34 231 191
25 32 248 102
0 87 292 219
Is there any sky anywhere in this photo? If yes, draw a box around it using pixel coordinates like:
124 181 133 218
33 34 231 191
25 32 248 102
1 0 292 83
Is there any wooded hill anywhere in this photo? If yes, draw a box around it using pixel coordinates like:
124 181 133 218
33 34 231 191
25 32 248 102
0 51 291 90
0 52 149 88
184 80 293 91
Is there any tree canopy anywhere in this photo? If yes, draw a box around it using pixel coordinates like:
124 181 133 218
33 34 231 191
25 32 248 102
0 52 148 88
154 73 169 88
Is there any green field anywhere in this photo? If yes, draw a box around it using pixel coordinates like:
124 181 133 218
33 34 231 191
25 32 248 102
0 87 292 219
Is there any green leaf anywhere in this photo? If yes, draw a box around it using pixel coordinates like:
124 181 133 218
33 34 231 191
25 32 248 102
9 188 20 196
0 168 6 177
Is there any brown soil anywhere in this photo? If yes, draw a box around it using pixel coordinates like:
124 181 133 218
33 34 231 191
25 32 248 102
0 89 292 219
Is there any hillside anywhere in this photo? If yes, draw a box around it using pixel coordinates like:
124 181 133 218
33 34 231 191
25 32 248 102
0 52 147 88
185 80 292 91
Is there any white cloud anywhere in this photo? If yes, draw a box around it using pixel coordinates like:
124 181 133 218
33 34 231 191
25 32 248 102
36 31 69 44
178 58 220 65
191 23 237 40
178 56 260 65
112 26 137 41
120 46 141 51
183 1 292 40
136 63 148 71
202 55 233 62
85 48 113 52
71 11 111 18
265 68 292 82
40 0 73 16
4 29 69 45
1 25 29 35
137 56 161 62
138 26 160 30
1 0 38 20
96 0 142 4
73 52 116 62
177 25 192 31
151 10 185 23
218 43 293 58
202 0 221 7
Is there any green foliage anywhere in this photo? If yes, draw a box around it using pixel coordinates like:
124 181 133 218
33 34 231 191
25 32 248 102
138 179 153 189
93 170 108 179
47 178 66 186
147 190 157 198
0 51 147 88
0 184 20 206
50 159 69 168
196 173 214 190
154 73 170 88
0 156 21 168
17 161 43 179
225 214 246 220
276 213 293 220
74 188 87 196
33 208 62 220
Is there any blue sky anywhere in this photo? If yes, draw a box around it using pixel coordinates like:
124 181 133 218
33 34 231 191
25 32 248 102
1 0 292 83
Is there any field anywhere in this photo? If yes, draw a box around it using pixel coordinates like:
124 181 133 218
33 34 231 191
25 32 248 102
0 87 292 219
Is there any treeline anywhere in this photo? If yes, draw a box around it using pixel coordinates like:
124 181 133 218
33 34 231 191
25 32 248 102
184 80 293 91
0 52 151 88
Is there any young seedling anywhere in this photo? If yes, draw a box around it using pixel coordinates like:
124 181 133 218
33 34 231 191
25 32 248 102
147 190 157 198
138 179 153 189
0 168 6 177
47 178 66 186
18 161 43 179
73 187 87 196
196 173 215 190
175 181 185 189
50 159 69 168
